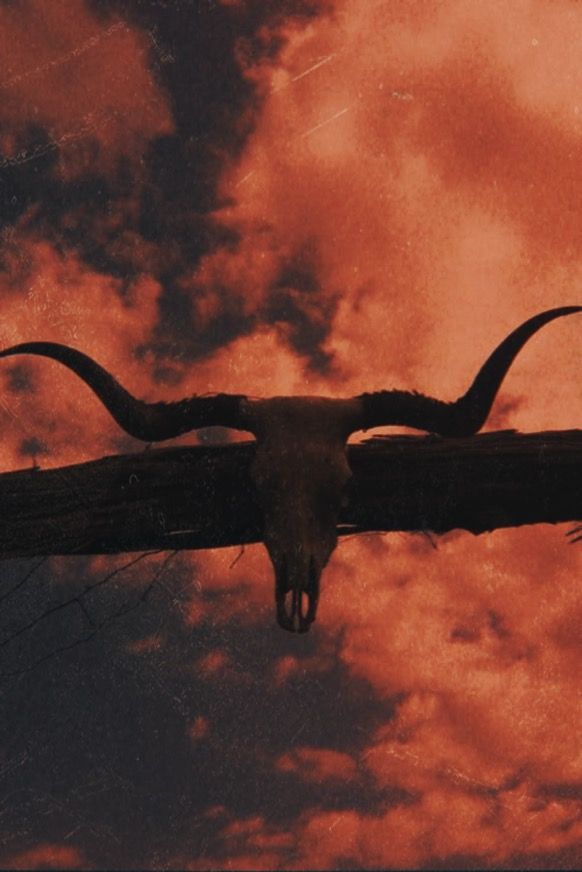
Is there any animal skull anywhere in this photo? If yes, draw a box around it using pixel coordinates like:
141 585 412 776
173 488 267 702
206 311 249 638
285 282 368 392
0 306 578 631
245 397 358 632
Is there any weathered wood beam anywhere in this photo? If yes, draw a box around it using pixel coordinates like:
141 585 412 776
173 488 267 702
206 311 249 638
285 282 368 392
0 430 580 557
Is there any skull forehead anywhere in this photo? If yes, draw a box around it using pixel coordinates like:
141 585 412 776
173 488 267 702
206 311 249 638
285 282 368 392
247 397 351 475
248 398 352 520
247 396 358 440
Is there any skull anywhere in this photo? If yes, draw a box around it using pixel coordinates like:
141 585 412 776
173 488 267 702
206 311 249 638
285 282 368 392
248 398 353 633
0 308 578 632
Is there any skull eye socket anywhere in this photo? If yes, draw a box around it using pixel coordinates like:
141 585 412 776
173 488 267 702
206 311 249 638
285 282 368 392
279 587 309 633
299 589 309 622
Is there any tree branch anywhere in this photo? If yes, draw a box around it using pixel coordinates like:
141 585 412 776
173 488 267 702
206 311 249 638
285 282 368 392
0 429 580 558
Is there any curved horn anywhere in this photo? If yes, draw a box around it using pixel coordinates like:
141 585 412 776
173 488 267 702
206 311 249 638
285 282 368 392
0 342 249 440
352 306 582 436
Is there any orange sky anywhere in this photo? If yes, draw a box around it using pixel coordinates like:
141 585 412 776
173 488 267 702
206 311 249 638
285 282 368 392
3 1 582 869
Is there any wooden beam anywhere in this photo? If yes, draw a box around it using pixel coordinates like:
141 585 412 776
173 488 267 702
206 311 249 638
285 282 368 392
0 430 580 557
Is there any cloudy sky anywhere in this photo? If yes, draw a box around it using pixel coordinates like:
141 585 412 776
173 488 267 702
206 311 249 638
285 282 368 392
2 0 582 868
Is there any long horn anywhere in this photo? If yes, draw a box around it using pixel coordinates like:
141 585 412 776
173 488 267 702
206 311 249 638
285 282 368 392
353 306 582 436
0 342 249 440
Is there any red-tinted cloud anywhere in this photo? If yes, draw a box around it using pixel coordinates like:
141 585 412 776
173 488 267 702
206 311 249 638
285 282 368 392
0 0 172 174
276 746 358 783
0 240 163 469
6 843 86 870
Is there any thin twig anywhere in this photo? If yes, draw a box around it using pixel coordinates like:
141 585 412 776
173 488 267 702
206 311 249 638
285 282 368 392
229 545 245 568
0 551 161 650
0 557 47 605
0 551 178 678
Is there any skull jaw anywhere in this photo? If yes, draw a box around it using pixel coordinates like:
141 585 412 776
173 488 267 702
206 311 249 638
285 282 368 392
275 557 320 633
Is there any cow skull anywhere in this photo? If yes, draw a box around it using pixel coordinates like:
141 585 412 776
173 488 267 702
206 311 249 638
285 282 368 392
244 397 359 632
0 306 578 631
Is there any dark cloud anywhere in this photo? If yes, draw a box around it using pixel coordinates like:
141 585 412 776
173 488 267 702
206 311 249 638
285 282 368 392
264 246 337 371
3 361 34 393
0 0 334 368
0 551 396 869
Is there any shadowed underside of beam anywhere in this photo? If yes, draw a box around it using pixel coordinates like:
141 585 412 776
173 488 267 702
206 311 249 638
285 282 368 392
0 430 580 557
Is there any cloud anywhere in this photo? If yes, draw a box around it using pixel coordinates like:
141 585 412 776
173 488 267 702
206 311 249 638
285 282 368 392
0 238 163 468
4 843 86 870
0 0 173 173
276 746 358 783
